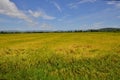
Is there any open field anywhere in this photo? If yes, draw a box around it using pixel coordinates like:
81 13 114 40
0 32 120 80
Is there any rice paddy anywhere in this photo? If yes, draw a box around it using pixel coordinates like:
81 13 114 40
0 32 120 80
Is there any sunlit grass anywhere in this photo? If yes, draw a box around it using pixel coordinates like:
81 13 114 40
0 32 120 80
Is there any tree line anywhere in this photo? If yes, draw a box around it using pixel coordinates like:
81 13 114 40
0 28 120 34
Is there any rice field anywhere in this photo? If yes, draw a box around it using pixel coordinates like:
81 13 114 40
0 32 120 80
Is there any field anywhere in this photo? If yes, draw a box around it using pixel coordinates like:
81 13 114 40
0 32 120 80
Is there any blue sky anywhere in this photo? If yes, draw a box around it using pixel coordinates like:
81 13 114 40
0 0 120 31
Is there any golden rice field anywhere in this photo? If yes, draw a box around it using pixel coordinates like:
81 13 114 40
0 32 120 80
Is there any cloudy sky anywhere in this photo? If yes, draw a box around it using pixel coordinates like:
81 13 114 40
0 0 120 31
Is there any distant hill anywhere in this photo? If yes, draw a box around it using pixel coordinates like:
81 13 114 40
98 28 120 32
86 28 120 32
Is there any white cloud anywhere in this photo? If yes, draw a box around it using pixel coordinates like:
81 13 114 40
78 0 96 4
107 1 115 5
79 22 120 30
107 1 120 8
91 22 104 29
106 2 120 20
52 2 62 12
0 18 5 22
68 0 96 9
0 0 33 23
57 14 71 21
47 0 62 13
118 16 120 18
28 10 56 20
40 23 54 30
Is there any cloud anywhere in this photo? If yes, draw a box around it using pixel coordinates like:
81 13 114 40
107 1 120 8
46 0 62 12
0 0 33 23
57 14 71 21
72 8 120 23
0 18 5 22
28 10 56 20
40 23 54 30
117 15 120 18
52 2 62 12
105 1 120 19
68 0 96 9
79 22 120 30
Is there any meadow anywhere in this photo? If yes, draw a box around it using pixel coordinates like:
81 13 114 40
0 32 120 80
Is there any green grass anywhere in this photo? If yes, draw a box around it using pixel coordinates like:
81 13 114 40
0 32 120 80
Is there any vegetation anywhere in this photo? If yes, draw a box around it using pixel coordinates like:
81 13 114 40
0 28 120 34
0 32 120 80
